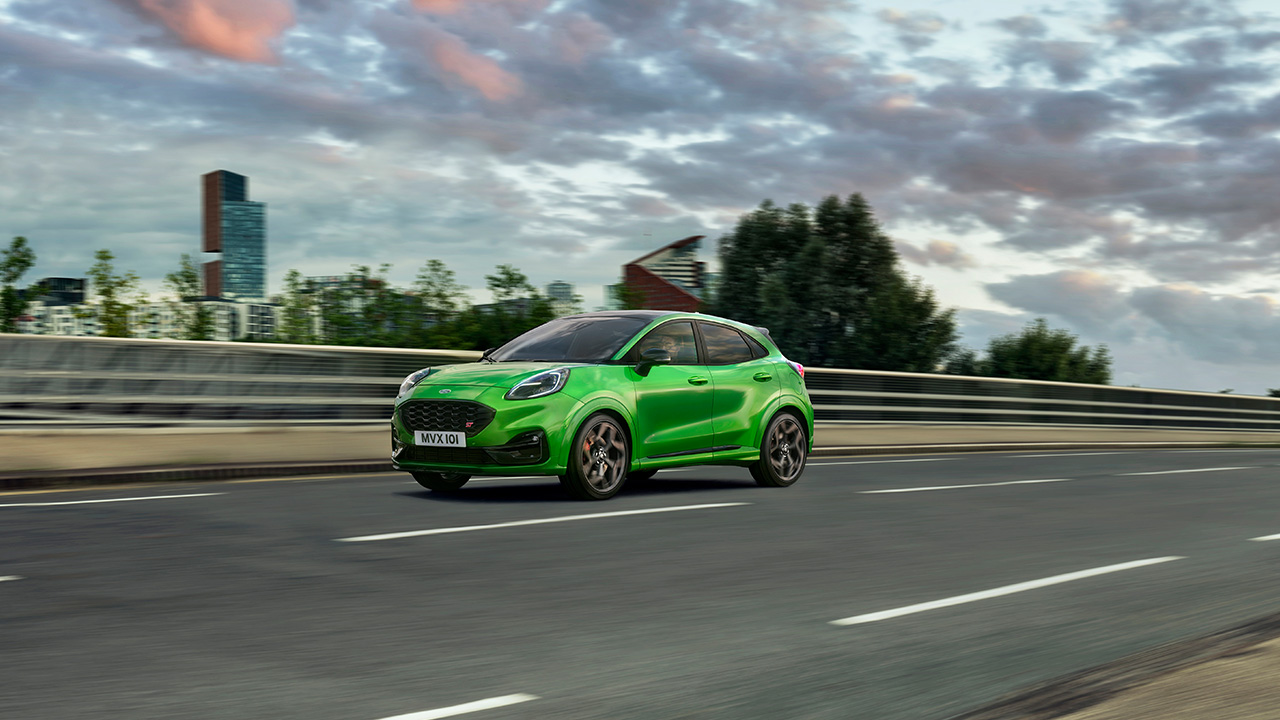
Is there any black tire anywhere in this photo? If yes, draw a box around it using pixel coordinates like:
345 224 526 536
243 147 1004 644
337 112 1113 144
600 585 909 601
626 470 658 483
559 413 630 500
750 413 808 487
411 471 471 492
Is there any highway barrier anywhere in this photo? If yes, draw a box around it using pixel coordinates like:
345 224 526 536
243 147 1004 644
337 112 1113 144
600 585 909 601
4 334 1280 476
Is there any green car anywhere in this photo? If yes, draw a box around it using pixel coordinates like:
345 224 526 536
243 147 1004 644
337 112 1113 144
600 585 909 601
391 310 813 500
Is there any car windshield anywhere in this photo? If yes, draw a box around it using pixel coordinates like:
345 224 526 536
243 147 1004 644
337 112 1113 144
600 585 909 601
489 315 651 363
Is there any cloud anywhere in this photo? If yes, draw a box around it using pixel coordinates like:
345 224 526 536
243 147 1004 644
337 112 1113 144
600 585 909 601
428 29 523 100
1130 285 1280 364
895 239 977 269
1004 39 1099 84
1028 90 1132 143
994 15 1048 38
986 270 1131 334
877 9 948 52
130 0 295 63
1097 0 1243 42
411 0 547 16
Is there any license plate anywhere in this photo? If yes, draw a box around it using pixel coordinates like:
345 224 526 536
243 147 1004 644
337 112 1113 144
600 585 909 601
414 431 465 447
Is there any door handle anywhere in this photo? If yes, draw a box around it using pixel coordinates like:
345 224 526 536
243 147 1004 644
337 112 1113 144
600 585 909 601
687 376 709 385
753 372 773 382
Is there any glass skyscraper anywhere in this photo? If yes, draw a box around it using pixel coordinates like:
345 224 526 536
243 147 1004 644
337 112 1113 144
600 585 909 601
202 170 266 301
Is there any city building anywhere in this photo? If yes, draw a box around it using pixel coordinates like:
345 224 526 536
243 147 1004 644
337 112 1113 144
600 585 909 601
202 169 266 301
23 277 86 305
618 235 707 312
19 298 278 342
544 280 578 316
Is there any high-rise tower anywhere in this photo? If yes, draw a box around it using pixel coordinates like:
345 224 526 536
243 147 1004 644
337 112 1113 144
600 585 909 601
202 170 266 300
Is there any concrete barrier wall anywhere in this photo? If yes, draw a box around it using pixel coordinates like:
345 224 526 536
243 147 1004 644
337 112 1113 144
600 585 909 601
5 423 1279 474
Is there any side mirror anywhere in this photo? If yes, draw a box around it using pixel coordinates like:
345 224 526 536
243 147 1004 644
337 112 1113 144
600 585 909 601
636 347 672 375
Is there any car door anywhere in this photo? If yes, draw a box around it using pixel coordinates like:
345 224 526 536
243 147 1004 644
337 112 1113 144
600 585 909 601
628 320 716 459
698 321 780 451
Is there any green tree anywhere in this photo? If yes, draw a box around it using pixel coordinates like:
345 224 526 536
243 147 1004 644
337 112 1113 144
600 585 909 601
711 194 957 371
1 236 36 331
163 253 213 340
278 269 316 344
609 281 646 310
981 318 1111 384
86 249 140 338
415 259 469 318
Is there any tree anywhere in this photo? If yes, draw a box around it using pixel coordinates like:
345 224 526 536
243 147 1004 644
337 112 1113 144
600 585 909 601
710 194 957 371
609 281 645 310
278 269 316 344
86 249 140 337
163 253 213 340
1 236 36 332
980 318 1111 384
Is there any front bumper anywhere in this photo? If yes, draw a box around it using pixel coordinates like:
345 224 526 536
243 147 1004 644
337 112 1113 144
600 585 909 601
390 384 579 476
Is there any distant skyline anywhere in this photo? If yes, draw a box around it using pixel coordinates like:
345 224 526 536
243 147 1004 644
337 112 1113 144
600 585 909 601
3 0 1280 393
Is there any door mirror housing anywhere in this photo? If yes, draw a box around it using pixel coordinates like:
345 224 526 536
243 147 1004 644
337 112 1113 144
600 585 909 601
636 347 672 375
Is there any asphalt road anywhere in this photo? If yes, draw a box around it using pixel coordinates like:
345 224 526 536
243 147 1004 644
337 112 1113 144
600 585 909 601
2 449 1279 720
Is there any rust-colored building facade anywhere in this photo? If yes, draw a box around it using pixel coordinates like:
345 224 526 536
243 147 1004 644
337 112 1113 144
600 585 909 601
621 235 706 312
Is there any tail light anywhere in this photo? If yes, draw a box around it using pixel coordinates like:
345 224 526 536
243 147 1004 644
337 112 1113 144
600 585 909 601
787 360 804 378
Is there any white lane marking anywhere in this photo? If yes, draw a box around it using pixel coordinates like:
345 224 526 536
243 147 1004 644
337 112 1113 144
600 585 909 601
0 575 22 583
1013 452 1127 458
831 556 1185 626
0 493 223 508
860 479 1071 494
406 476 542 486
374 693 539 720
1251 534 1280 542
810 458 947 466
1119 466 1255 476
1172 449 1277 453
337 502 751 542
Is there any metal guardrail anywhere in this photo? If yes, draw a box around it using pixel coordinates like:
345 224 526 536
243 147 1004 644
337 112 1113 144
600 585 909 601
4 334 1280 431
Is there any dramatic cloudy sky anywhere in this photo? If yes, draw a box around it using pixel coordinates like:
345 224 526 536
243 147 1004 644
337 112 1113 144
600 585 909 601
4 0 1280 393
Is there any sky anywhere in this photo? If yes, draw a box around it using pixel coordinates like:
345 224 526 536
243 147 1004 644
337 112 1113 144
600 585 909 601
3 0 1280 394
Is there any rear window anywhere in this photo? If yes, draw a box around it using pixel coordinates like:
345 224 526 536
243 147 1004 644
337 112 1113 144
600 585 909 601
490 315 649 363
700 322 755 365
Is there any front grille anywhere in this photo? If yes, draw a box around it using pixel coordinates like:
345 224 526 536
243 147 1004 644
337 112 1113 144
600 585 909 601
397 446 493 465
398 400 495 437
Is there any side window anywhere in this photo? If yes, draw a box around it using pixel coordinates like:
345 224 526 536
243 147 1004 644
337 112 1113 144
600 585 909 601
633 321 699 365
743 334 768 358
700 323 754 365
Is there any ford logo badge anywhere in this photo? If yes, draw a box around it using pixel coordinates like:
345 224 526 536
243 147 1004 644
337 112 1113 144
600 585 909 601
439 388 452 394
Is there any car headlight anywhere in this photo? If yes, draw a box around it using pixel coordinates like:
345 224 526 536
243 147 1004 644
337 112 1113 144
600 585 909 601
398 368 433 397
505 368 570 400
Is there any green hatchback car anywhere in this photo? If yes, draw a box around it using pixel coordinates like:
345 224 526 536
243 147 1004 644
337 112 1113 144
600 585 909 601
391 310 814 500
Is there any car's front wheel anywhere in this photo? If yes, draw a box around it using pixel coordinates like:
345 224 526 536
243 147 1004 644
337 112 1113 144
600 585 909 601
750 412 807 487
560 413 630 500
411 471 471 492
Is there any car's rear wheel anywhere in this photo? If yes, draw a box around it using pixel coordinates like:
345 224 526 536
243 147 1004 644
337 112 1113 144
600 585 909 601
560 413 630 500
750 413 807 487
411 471 471 492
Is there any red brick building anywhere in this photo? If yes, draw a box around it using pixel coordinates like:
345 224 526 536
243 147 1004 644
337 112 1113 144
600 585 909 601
621 235 706 312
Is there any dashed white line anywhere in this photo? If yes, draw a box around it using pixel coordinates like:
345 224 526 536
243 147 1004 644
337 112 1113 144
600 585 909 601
0 493 223 508
810 458 948 466
1119 467 1255 476
1013 452 1127 458
336 502 751 542
830 556 1185 626
860 479 1072 494
0 575 22 583
373 693 539 720
1251 534 1280 542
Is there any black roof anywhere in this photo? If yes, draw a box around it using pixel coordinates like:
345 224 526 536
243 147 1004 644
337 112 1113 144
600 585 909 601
562 310 677 321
